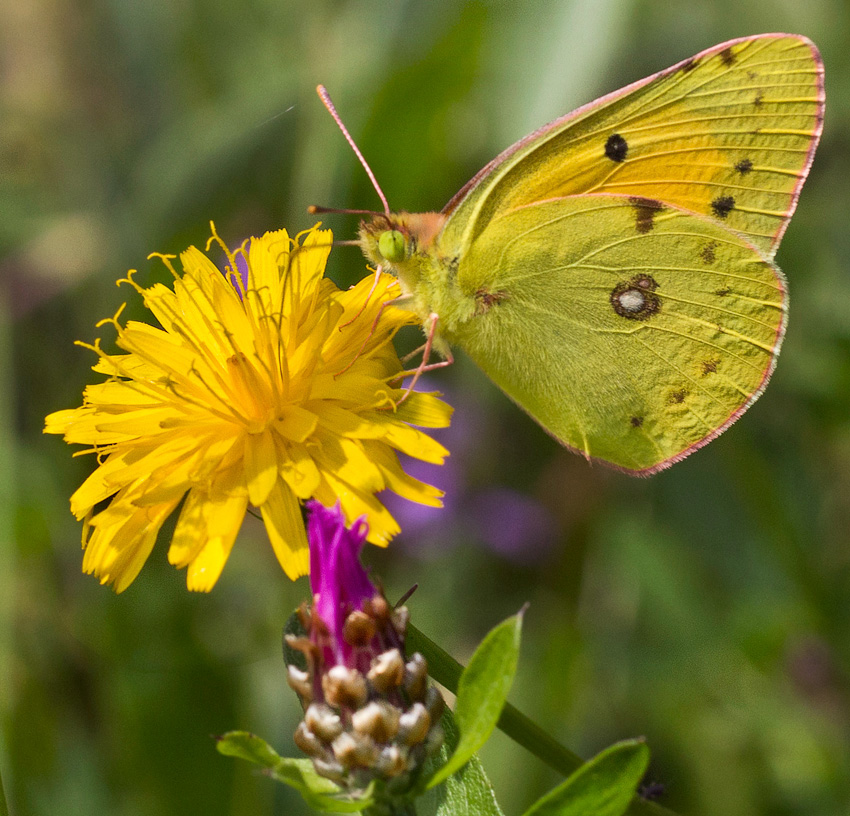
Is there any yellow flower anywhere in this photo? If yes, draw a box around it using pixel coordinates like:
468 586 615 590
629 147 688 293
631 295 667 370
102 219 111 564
45 225 451 592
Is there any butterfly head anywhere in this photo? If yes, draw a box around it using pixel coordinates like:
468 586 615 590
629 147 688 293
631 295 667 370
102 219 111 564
358 211 446 271
357 214 409 270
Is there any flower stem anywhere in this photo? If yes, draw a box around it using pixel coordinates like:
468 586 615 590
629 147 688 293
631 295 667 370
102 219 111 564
407 625 679 816
0 765 9 816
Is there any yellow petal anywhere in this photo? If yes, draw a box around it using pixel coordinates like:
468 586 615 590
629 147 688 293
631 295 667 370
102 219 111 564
276 405 318 442
309 372 387 403
391 392 454 428
278 440 321 499
313 431 383 494
44 408 85 436
180 493 248 591
312 403 387 439
369 415 450 464
168 488 211 567
362 440 444 507
84 497 179 592
244 428 278 506
260 480 308 579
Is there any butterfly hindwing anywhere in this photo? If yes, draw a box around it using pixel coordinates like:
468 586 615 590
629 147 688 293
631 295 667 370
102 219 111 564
446 194 785 474
442 34 824 260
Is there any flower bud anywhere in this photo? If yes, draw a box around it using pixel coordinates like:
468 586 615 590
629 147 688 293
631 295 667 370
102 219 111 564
332 731 379 769
304 702 343 743
289 502 447 796
403 652 428 701
343 609 377 647
397 702 431 746
367 648 405 693
293 721 325 758
351 700 401 743
286 666 312 702
375 745 408 778
322 665 368 709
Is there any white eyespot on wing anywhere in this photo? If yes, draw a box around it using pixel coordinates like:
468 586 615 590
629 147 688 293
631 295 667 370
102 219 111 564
616 289 646 313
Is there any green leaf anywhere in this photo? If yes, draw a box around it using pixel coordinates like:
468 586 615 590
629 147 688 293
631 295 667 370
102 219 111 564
216 730 285 768
418 710 505 816
520 739 650 816
216 731 373 813
427 609 524 788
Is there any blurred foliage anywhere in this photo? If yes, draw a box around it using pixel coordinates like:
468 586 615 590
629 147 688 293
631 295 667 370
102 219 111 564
3 0 850 814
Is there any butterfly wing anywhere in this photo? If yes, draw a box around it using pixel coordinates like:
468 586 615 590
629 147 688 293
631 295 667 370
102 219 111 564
445 194 785 474
441 34 824 260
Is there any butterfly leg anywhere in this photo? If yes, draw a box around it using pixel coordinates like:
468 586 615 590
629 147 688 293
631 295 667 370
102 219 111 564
334 286 418 377
397 313 453 403
401 343 426 365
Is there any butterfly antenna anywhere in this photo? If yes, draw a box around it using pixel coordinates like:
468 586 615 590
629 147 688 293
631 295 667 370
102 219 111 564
317 85 391 217
308 205 384 217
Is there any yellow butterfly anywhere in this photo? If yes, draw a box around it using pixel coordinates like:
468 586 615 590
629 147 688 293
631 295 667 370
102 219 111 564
319 34 824 475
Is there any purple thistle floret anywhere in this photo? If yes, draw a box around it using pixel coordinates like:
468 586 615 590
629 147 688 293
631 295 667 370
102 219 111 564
307 500 377 668
288 502 445 789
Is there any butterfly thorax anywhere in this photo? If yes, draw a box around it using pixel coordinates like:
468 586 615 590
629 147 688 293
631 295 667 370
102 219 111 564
358 211 478 338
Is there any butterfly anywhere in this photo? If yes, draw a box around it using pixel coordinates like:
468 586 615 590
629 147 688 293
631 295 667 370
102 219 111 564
318 33 824 475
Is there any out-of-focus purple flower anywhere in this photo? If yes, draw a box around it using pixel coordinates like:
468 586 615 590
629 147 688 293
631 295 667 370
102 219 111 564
307 500 376 667
469 487 558 565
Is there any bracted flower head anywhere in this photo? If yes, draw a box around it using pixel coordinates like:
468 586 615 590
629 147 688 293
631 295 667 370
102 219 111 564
287 501 444 791
44 225 452 592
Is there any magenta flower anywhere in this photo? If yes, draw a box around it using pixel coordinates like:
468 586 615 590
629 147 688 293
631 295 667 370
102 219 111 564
307 500 382 669
286 501 444 789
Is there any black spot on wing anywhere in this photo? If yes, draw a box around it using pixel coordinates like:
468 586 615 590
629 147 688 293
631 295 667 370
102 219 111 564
630 416 644 428
604 133 628 162
715 287 731 297
711 195 735 219
719 47 736 67
734 158 753 175
700 241 717 264
753 91 764 108
681 58 699 74
667 388 688 405
701 359 719 376
629 196 664 234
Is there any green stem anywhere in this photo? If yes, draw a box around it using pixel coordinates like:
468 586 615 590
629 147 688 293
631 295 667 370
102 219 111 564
363 801 416 816
407 625 678 816
0 764 9 816
0 290 11 816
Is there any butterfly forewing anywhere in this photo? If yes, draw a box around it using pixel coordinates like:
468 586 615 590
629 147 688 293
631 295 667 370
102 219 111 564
446 195 785 474
442 34 823 260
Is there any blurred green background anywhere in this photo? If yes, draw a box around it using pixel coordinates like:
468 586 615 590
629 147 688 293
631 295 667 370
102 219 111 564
3 0 850 814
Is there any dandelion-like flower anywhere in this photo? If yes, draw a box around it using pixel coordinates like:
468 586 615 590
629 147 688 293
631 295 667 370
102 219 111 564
45 225 452 592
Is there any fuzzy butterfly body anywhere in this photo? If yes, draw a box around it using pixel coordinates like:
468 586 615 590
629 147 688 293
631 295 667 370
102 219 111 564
355 34 824 474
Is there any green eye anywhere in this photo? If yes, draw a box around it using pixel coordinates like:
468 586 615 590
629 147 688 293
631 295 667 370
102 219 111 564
377 230 407 263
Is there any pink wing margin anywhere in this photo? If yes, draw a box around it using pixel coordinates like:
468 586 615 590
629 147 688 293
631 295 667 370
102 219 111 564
443 33 825 257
